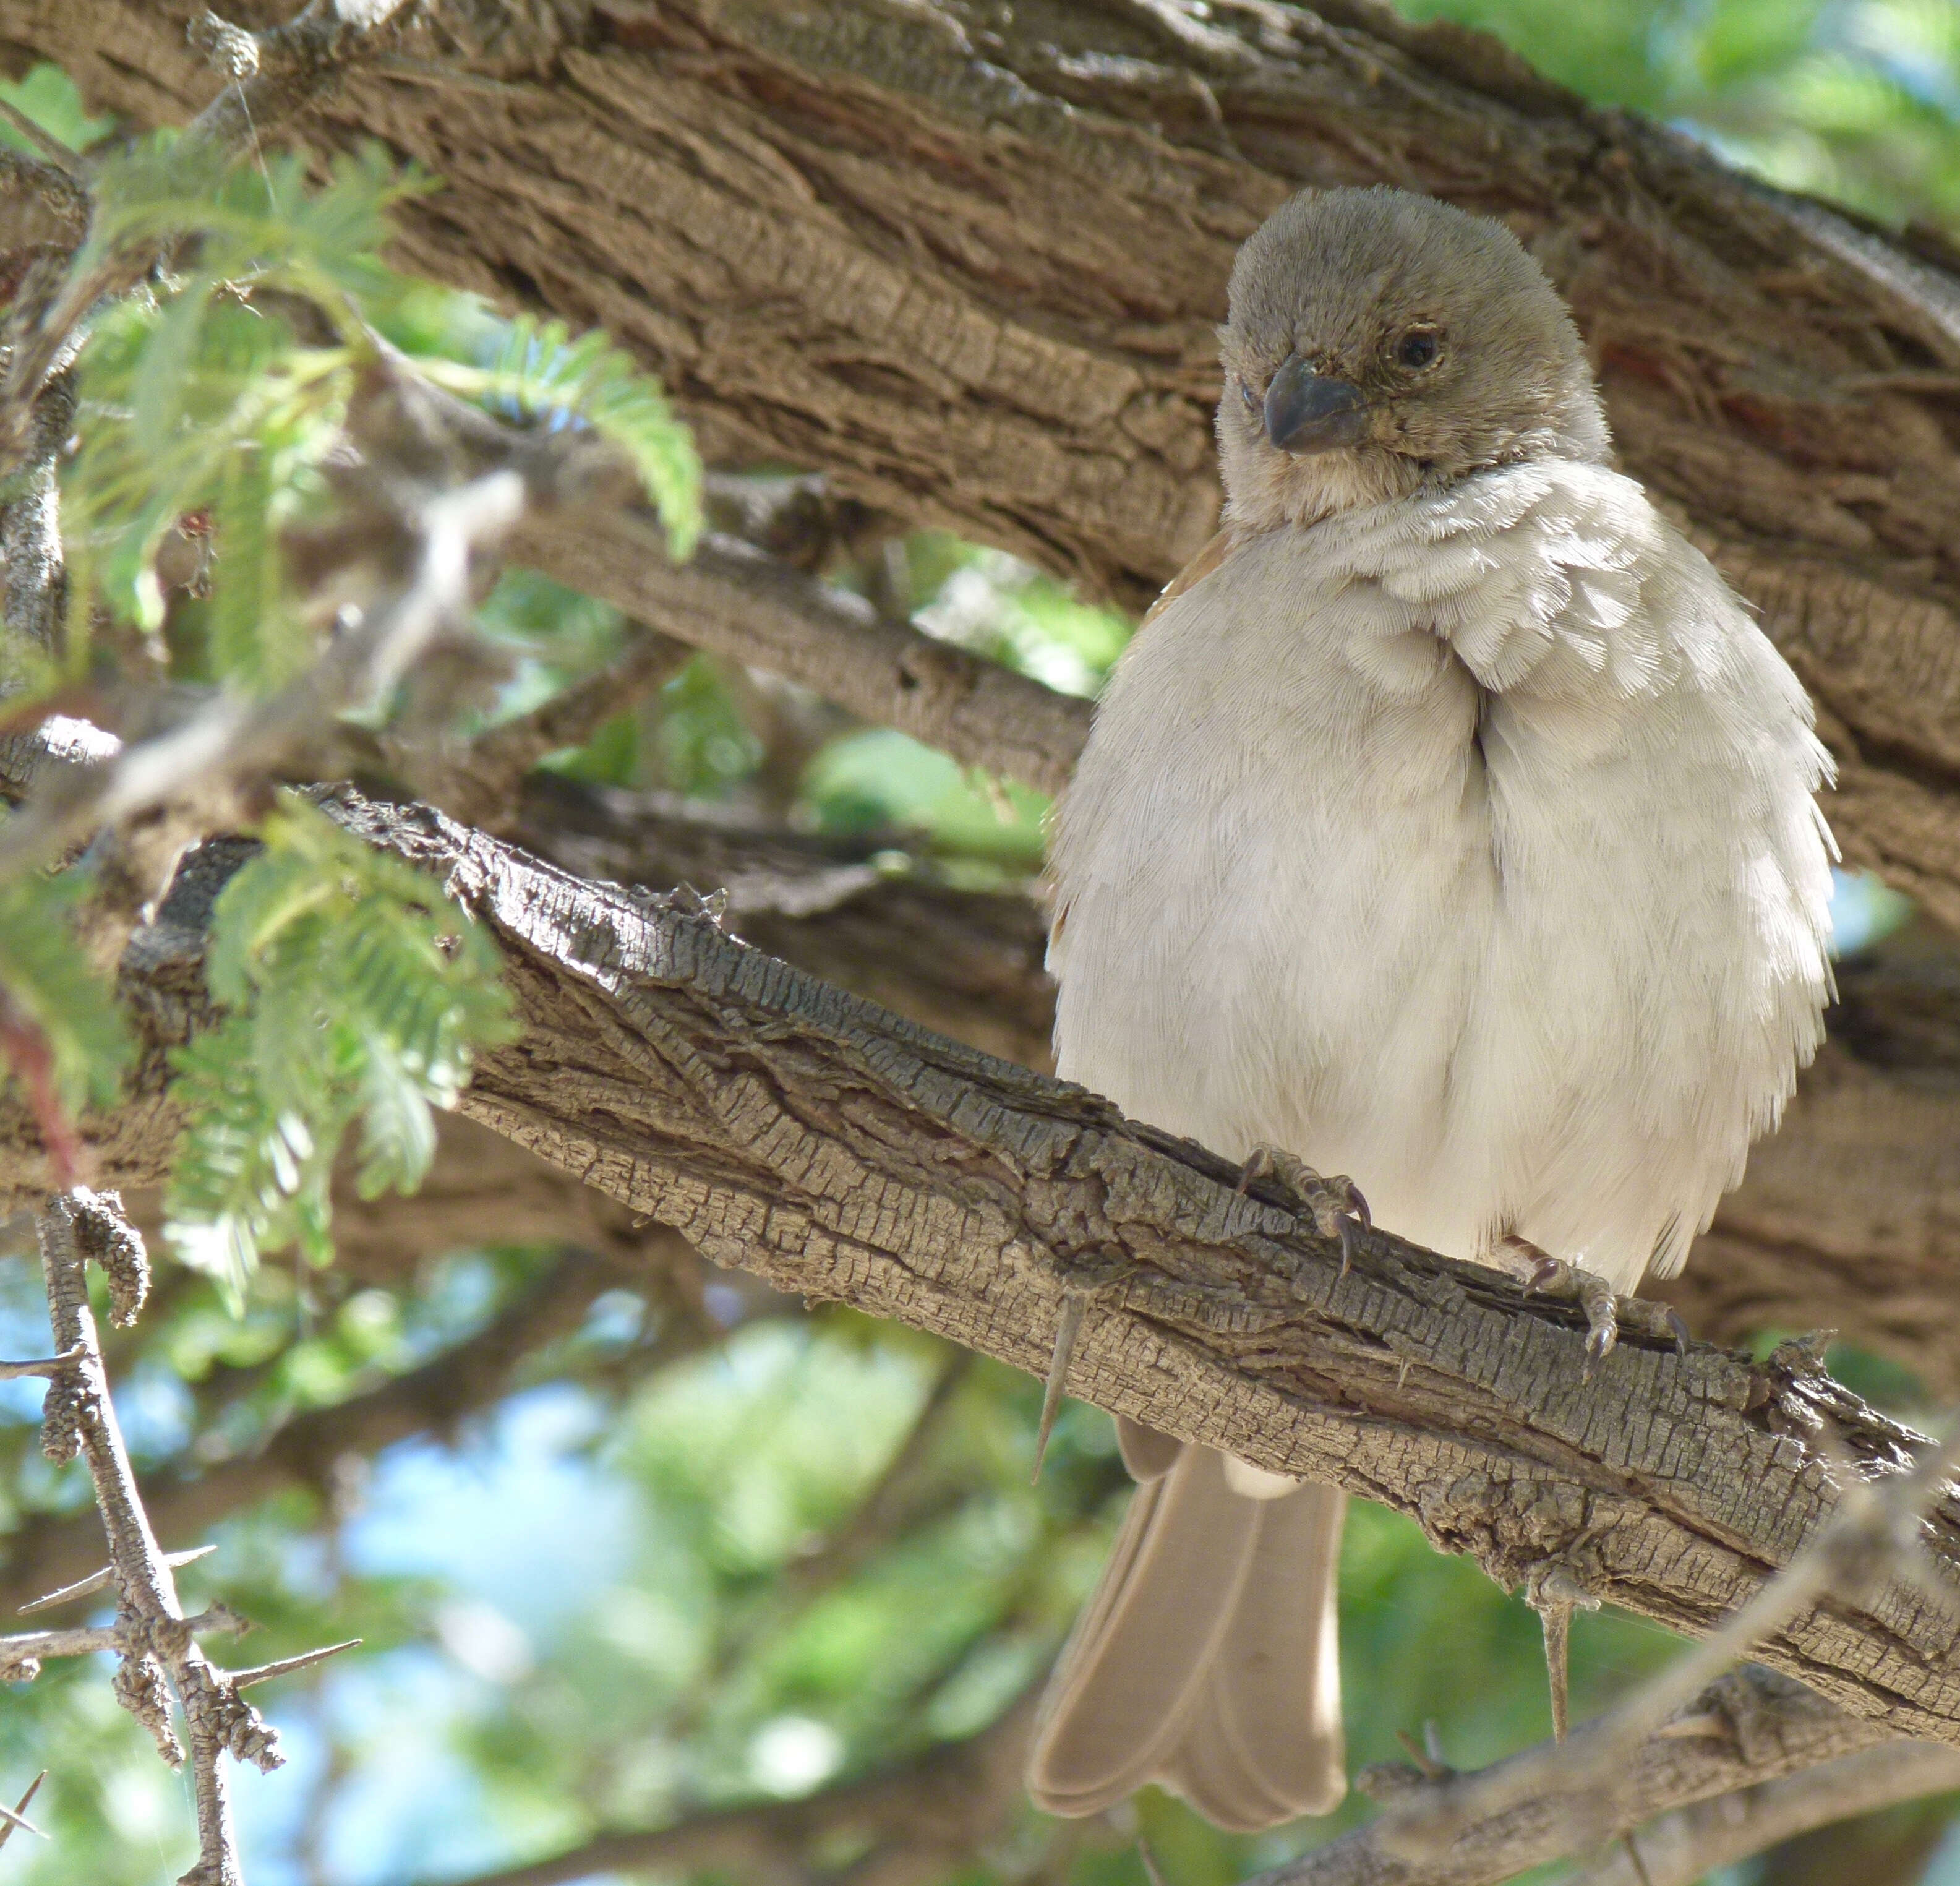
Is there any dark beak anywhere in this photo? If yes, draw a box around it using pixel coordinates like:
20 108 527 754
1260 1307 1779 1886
1264 354 1367 455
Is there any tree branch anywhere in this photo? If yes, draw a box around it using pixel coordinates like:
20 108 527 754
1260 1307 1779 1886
20 0 1960 911
33 1188 285 1886
507 513 1092 800
0 1230 736 1619
1568 1740 1960 1886
21 789 1954 1760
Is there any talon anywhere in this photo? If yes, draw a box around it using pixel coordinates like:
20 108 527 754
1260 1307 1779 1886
1580 1272 1619 1377
1667 1308 1690 1355
1238 1144 1368 1275
1508 1239 1620 1375
1525 1255 1562 1295
1345 1180 1371 1231
1234 1144 1273 1196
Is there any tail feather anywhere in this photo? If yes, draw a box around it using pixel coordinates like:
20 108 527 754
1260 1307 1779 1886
1028 1441 1347 1830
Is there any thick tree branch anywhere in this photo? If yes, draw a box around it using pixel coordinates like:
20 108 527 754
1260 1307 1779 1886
20 791 1960 1754
15 0 1960 914
508 513 1092 800
1250 1668 1920 1886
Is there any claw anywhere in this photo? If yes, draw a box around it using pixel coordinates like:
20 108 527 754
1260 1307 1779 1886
1513 1242 1620 1378
1237 1144 1368 1277
1032 1293 1087 1485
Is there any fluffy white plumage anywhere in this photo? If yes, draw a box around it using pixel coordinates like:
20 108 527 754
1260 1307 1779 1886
1029 186 1840 1835
1050 457 1836 1293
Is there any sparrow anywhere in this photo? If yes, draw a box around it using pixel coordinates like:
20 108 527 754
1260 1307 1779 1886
1025 186 1836 1831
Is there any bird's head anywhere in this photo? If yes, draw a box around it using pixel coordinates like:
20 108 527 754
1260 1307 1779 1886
1215 187 1611 534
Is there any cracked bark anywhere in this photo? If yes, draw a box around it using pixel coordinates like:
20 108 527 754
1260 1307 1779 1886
4 1 1960 1390
9 791 1960 1752
11 0 1960 919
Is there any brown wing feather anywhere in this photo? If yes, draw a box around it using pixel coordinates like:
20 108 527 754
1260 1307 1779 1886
1142 528 1238 627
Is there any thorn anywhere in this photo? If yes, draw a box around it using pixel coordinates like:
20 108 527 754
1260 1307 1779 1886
1622 1832 1654 1886
1523 1564 1599 1744
0 1772 46 1847
1540 1601 1573 1742
229 1638 362 1689
1421 1720 1447 1771
1032 1295 1088 1484
1136 1837 1170 1886
1396 1354 1410 1391
0 1347 83 1382
20 1544 216 1615
1653 1711 1728 1741
1394 1723 1451 1780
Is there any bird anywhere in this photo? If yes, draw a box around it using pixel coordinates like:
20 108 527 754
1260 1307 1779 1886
1025 186 1836 1832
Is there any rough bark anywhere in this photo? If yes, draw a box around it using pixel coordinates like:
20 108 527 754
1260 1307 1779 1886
237 780 1960 1400
11 0 1960 924
7 0 1960 1382
17 790 1960 1752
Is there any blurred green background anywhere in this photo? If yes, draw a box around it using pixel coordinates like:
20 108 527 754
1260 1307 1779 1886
2 2 1958 1884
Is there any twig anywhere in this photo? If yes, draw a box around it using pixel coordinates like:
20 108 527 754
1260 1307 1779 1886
0 469 528 898
0 1621 127 1677
0 2 413 480
0 1772 46 1849
1258 1669 1902 1886
1374 1421 1960 1863
0 1345 82 1382
36 1186 279 1886
0 98 76 170
399 622 694 831
1567 1741 1960 1886
0 365 75 656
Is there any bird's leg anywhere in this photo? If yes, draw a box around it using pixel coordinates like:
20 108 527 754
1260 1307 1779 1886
1505 1235 1619 1373
1236 1144 1371 1275
1505 1235 1690 1376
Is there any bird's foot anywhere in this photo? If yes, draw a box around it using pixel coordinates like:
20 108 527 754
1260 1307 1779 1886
1236 1144 1370 1276
1506 1238 1689 1378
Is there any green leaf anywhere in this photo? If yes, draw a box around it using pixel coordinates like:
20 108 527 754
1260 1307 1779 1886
165 798 515 1296
0 868 131 1118
419 314 704 555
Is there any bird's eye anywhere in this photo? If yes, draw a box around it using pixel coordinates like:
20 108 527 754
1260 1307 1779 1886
1397 328 1440 370
1239 379 1259 411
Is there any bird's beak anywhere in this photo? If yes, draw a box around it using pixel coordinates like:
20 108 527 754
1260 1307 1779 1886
1264 354 1367 455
